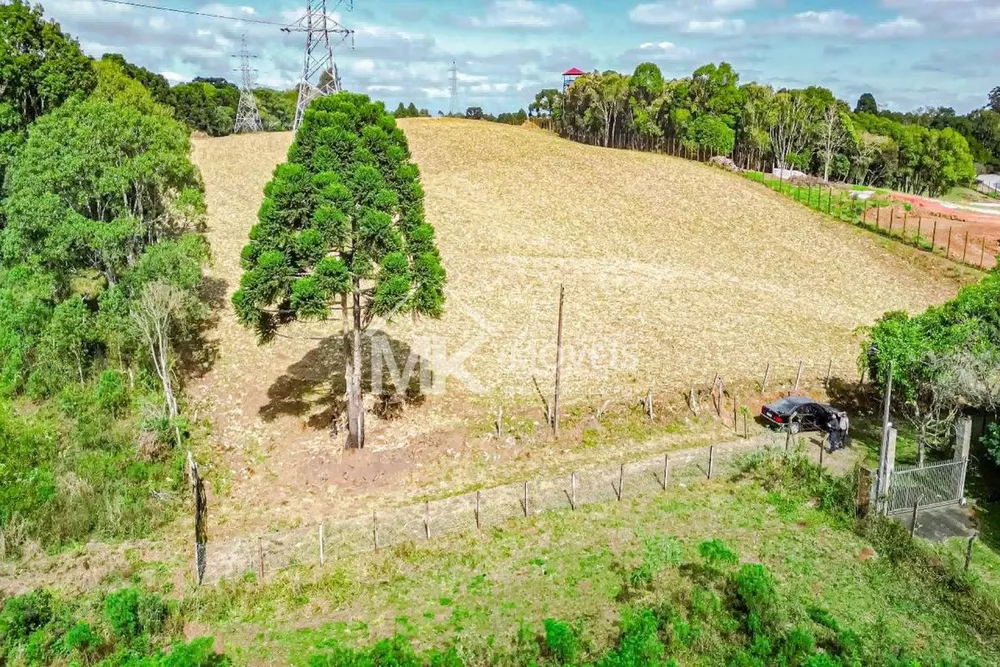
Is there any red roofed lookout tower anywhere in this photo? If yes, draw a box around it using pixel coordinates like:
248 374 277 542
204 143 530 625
563 67 584 92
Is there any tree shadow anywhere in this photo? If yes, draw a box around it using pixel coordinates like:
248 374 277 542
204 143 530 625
175 275 227 381
260 328 430 432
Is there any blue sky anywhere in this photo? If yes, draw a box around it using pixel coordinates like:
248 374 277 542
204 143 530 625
37 0 1000 114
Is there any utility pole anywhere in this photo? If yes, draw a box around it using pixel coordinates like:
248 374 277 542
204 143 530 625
232 35 263 133
449 61 459 116
284 0 355 130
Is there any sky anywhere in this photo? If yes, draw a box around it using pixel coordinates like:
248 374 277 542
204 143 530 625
33 0 1000 115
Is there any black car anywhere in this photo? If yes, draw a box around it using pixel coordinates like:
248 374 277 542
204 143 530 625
761 396 850 449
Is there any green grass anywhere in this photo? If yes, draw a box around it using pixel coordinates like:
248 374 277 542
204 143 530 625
5 452 999 665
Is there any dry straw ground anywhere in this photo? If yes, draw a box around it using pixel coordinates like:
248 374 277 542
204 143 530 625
186 119 959 535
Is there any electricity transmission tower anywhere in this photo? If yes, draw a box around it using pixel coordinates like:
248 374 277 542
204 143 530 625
449 61 459 116
232 35 263 133
283 0 355 130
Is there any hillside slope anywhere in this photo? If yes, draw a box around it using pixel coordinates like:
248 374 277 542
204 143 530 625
186 119 958 532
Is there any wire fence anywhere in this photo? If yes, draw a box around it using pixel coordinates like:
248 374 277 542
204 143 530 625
201 430 835 584
745 172 995 271
975 179 999 199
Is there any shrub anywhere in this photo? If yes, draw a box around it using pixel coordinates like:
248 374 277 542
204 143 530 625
596 608 666 667
543 618 579 664
63 621 101 656
104 587 168 641
732 564 782 638
0 590 54 644
697 539 738 571
96 369 130 414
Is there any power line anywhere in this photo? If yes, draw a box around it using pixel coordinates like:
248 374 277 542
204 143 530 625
93 0 289 26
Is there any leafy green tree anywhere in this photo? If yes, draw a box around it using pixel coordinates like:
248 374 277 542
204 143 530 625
0 1 95 180
406 102 419 117
91 57 173 117
855 93 878 115
393 102 409 118
172 81 237 136
233 93 446 449
689 62 742 127
685 115 735 155
101 53 173 107
2 97 202 286
629 63 664 140
990 86 1000 114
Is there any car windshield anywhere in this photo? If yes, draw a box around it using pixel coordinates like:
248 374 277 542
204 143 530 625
770 397 812 412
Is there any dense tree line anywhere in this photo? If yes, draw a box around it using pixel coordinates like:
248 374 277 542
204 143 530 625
393 102 430 118
0 1 211 550
537 62 987 197
106 58 299 136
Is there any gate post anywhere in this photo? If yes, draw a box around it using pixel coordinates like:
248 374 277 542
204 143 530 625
954 416 972 505
877 426 897 515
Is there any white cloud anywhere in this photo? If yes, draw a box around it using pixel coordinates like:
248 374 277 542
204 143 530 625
623 41 696 63
879 0 1000 36
629 0 754 27
684 18 746 35
466 1 584 29
767 10 864 36
862 16 925 39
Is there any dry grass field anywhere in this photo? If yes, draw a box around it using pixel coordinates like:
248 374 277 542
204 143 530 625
186 119 962 534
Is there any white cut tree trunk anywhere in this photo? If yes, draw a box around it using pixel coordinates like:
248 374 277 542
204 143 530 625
131 282 184 447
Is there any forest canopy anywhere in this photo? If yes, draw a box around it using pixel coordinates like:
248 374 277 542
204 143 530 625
536 62 992 197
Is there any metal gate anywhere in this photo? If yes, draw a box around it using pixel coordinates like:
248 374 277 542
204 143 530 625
887 460 966 515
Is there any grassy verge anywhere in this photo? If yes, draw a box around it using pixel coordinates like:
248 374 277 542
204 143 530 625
5 450 999 665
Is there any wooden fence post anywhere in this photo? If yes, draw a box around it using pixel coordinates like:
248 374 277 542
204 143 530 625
618 464 625 501
662 454 669 490
917 216 922 242
523 481 529 517
794 361 803 392
932 219 938 250
424 502 431 539
910 497 921 538
819 438 825 468
708 445 715 479
966 531 978 571
571 472 577 510
475 491 481 530
947 227 952 258
889 206 895 234
762 362 771 392
981 239 987 269
258 537 265 580
319 524 325 566
963 231 970 263
553 284 565 438
903 210 908 239
828 186 832 214
876 203 881 228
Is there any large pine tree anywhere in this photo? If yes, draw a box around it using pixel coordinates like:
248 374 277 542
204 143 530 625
233 92 446 449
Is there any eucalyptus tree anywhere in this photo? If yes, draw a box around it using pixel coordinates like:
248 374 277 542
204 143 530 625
233 93 446 449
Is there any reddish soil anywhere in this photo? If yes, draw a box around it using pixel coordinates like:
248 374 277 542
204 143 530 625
861 194 1000 269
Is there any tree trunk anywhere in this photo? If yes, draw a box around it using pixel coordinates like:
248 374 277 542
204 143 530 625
344 283 366 449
